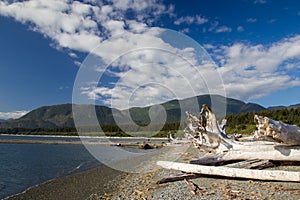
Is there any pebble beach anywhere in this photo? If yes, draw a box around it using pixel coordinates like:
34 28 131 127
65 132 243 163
8 143 300 200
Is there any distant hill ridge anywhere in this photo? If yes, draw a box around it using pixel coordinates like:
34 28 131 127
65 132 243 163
268 103 300 110
0 94 267 129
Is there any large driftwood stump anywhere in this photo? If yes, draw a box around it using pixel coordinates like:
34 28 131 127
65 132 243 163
183 104 300 162
254 115 300 145
159 105 300 182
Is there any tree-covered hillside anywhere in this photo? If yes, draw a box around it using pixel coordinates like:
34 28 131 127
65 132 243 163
226 107 300 135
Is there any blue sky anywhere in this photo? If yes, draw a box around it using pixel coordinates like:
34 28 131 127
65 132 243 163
0 0 300 118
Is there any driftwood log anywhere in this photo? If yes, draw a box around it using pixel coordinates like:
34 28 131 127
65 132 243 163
157 161 300 182
254 115 300 145
183 104 300 162
158 104 300 182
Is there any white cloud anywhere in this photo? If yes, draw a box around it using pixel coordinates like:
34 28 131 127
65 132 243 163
203 44 215 50
180 28 190 33
0 111 29 120
237 26 244 32
1 0 300 110
174 15 208 25
247 18 257 23
208 21 232 33
68 52 78 58
215 26 232 33
254 0 267 4
0 0 173 54
74 61 82 67
213 35 300 101
77 29 225 109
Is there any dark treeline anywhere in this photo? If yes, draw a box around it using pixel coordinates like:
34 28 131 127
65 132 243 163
0 121 183 137
2 106 299 137
226 107 300 135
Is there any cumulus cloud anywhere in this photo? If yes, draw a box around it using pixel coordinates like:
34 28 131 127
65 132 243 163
78 30 224 109
0 0 174 53
213 35 300 101
0 111 29 120
174 15 208 25
1 0 300 110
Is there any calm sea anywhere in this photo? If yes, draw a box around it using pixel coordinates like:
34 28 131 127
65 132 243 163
0 135 167 199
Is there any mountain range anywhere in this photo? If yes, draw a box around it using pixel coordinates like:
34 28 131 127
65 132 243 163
268 103 300 110
2 94 299 130
0 94 269 130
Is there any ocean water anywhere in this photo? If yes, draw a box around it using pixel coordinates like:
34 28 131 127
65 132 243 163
0 135 167 199
0 140 100 199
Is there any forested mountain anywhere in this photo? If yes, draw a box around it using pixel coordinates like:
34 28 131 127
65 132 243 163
0 95 266 132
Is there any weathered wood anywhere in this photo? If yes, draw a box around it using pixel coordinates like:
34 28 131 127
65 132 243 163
224 159 275 169
184 104 300 162
157 161 300 182
218 142 300 162
156 173 201 184
184 179 204 195
254 115 300 145
190 154 222 165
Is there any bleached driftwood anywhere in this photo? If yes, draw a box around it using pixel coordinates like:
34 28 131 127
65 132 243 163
254 115 300 145
157 160 274 185
157 105 300 183
223 159 274 169
169 132 190 144
184 104 300 162
157 161 300 182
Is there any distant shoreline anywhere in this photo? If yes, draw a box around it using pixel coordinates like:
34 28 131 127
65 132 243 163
0 133 168 140
0 134 169 147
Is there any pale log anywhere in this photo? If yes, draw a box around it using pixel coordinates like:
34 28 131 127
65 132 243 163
157 161 300 182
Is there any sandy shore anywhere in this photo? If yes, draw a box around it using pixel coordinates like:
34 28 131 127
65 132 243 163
8 143 300 200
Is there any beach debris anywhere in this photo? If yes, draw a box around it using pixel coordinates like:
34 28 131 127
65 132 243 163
184 179 205 195
157 104 300 182
156 173 201 184
140 143 153 149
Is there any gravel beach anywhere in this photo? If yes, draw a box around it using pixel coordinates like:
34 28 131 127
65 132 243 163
7 165 127 200
9 143 300 200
